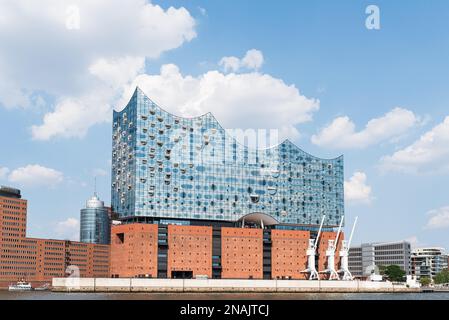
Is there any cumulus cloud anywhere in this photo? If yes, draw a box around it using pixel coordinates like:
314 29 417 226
219 49 264 72
380 116 449 174
425 206 449 230
8 164 63 188
120 62 319 143
0 0 196 138
55 217 79 241
31 56 145 140
311 108 419 149
0 166 9 179
344 171 373 205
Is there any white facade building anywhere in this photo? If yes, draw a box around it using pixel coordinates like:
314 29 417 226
349 241 411 277
411 247 448 280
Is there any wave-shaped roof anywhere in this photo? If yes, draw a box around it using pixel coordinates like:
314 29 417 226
115 87 343 162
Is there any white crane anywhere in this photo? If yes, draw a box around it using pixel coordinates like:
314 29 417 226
302 215 325 280
321 215 344 280
338 216 358 281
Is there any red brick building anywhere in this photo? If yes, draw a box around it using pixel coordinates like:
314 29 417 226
0 187 109 287
110 222 344 280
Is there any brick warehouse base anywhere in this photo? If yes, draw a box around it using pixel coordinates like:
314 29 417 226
109 223 344 280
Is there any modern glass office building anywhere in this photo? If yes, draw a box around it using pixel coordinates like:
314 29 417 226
111 87 344 228
80 193 110 244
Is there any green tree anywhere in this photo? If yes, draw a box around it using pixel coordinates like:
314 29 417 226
383 265 406 282
420 277 431 286
434 268 449 284
378 265 387 275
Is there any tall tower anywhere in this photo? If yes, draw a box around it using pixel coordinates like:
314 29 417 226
80 193 110 244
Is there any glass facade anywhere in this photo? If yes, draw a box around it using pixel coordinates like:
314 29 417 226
111 88 344 227
80 194 110 244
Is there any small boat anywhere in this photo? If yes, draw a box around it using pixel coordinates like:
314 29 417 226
34 283 50 291
8 281 32 291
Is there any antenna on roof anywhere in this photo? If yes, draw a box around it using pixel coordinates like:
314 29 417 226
94 176 97 197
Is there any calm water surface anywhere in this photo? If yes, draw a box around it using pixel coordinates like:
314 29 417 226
1 291 448 300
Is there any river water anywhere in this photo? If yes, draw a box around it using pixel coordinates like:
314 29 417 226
0 291 448 300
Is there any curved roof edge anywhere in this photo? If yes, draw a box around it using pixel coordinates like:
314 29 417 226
237 212 279 226
114 87 343 161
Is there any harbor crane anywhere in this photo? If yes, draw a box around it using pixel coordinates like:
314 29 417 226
338 216 358 281
302 215 325 280
321 215 344 280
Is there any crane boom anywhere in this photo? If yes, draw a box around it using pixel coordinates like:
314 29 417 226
314 215 326 247
334 215 344 245
347 216 358 248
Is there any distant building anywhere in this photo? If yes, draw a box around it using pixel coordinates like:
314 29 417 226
348 246 363 277
80 193 110 245
0 186 21 199
411 247 448 280
0 186 109 286
349 241 411 277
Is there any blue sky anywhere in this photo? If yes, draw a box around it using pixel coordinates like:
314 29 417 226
0 1 449 248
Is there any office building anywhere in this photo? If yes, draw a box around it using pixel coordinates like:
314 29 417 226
80 193 110 244
0 186 109 287
349 241 411 277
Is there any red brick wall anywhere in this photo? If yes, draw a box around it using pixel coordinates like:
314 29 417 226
167 225 212 278
110 223 158 278
271 229 310 279
221 227 263 279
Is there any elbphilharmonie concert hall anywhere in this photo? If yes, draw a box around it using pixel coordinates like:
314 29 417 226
112 87 344 227
110 87 345 279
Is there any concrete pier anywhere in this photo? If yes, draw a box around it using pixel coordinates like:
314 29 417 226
52 278 420 293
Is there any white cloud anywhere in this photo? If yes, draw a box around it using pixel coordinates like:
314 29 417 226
120 62 319 142
425 206 449 230
55 217 79 241
31 56 145 140
380 116 449 174
344 171 373 205
8 164 63 188
241 49 264 70
88 56 145 90
311 108 419 149
219 49 264 72
0 0 196 138
0 166 9 179
219 56 241 73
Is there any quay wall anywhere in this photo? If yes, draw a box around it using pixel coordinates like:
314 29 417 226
52 278 419 293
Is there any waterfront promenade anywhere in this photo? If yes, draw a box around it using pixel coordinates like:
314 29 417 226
52 278 419 293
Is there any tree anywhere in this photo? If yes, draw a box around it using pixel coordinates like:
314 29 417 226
434 268 449 284
420 277 431 287
382 265 406 282
378 265 387 275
